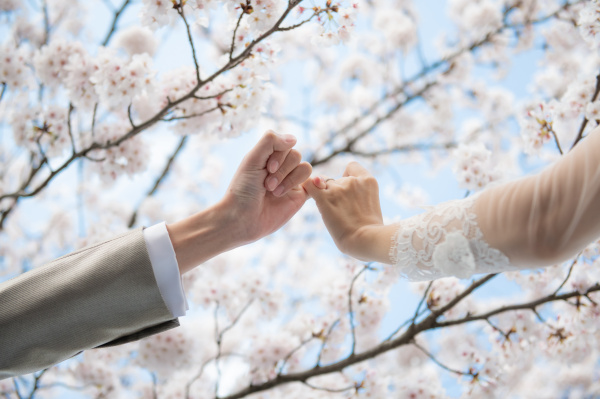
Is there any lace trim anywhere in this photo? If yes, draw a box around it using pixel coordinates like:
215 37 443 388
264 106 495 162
389 196 513 281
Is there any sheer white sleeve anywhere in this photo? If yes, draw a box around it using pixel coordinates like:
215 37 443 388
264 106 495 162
389 195 515 281
390 127 600 281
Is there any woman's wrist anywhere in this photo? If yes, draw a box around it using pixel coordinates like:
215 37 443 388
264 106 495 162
166 199 245 274
351 224 397 264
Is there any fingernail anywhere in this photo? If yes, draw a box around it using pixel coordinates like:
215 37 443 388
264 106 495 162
273 185 284 197
267 176 278 191
269 160 279 173
283 134 296 143
315 176 325 189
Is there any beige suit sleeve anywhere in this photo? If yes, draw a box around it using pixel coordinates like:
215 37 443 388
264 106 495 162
0 228 178 380
390 127 600 280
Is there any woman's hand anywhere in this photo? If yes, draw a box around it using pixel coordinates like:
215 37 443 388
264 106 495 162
302 162 394 263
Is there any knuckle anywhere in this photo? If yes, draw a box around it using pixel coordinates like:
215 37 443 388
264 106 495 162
264 130 277 142
289 149 302 163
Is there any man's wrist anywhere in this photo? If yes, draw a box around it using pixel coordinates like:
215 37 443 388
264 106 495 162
166 199 244 274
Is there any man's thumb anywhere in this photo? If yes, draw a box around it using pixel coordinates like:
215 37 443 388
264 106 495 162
302 176 326 199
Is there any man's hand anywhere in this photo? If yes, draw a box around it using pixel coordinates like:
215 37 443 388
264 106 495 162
302 162 393 263
223 130 312 243
168 131 312 274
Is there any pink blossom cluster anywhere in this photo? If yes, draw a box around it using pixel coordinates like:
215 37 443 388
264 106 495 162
91 49 155 110
0 42 33 89
33 39 87 88
579 0 600 48
10 105 71 158
136 328 197 377
453 142 500 190
85 123 150 183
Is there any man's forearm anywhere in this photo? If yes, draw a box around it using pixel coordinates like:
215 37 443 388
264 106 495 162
166 199 245 274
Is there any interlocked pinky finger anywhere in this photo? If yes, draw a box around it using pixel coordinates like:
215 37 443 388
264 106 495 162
272 162 312 197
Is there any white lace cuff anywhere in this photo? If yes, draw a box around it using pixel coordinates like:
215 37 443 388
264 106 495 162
389 196 514 281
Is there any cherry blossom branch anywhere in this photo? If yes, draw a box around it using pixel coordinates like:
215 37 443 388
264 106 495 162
67 104 76 155
42 0 50 46
0 0 303 228
26 369 47 399
218 274 498 399
177 6 202 84
229 12 245 61
0 83 6 104
551 129 564 155
571 73 600 150
435 283 600 328
552 255 579 295
315 319 340 366
278 336 317 375
185 354 245 399
348 265 370 355
193 88 233 100
311 81 436 166
11 379 22 399
277 8 328 31
127 104 136 129
413 281 434 325
101 0 132 46
412 342 473 377
309 1 582 166
128 135 188 228
338 142 457 160
301 380 357 394
161 106 221 121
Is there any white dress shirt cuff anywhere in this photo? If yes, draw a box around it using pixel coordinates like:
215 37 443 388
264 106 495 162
143 222 188 318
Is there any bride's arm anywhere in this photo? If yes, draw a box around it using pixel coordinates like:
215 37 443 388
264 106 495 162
303 126 600 280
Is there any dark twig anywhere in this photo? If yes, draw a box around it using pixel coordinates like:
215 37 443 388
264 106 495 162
316 319 340 366
177 6 202 84
193 88 233 100
91 103 98 139
571 74 600 149
550 129 563 155
128 136 188 228
12 379 22 399
67 104 76 155
552 256 579 295
412 342 473 377
301 380 357 393
42 0 50 45
413 281 434 324
0 83 6 105
101 0 132 46
277 9 327 31
127 104 136 129
278 336 317 375
229 13 244 61
161 106 221 122
27 369 48 399
348 265 370 355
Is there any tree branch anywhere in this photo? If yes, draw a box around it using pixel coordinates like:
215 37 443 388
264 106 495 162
177 6 202 84
101 0 132 46
128 135 188 228
412 342 473 377
348 265 370 355
229 12 244 61
309 1 583 166
0 0 305 228
571 73 600 149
